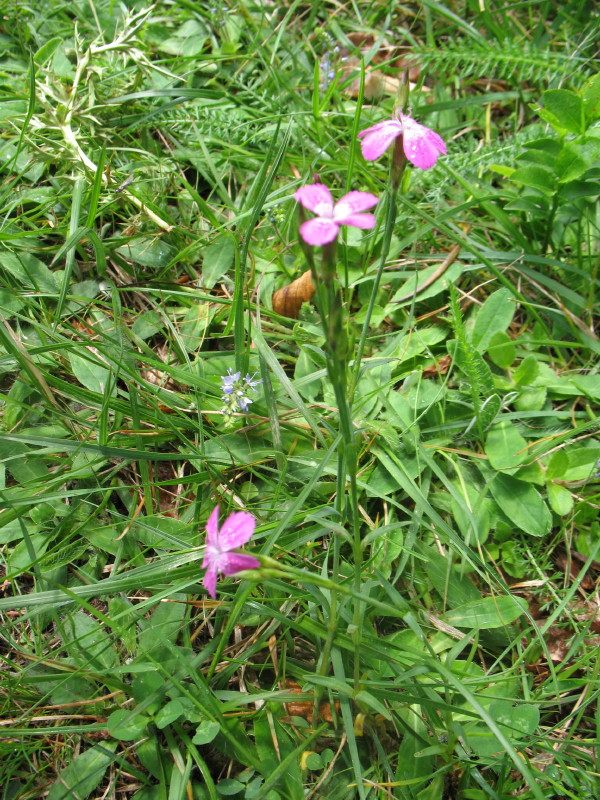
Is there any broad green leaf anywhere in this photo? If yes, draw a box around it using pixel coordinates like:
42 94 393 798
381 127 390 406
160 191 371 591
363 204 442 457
0 289 24 316
520 137 561 165
115 238 176 268
513 355 539 386
132 310 165 340
179 303 213 351
131 671 165 714
138 593 187 654
441 595 527 629
304 752 323 770
504 196 549 218
396 708 433 786
193 720 221 745
0 251 58 292
354 689 391 720
540 89 584 134
489 474 552 537
488 331 515 368
69 350 112 394
582 72 600 120
417 543 481 608
450 482 492 544
202 234 235 289
136 738 163 781
155 699 185 729
471 288 515 352
34 37 63 66
546 449 569 480
158 20 208 56
216 779 245 796
47 741 117 800
107 709 149 741
388 260 464 305
547 483 574 516
370 521 404 577
294 348 323 401
0 438 50 485
555 143 591 183
514 386 546 412
509 165 555 196
560 180 600 200
485 419 527 472
559 446 600 482
62 610 119 671
490 700 540 736
8 533 51 572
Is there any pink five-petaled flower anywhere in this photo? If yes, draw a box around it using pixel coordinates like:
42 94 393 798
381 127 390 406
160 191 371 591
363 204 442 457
294 183 378 246
358 113 446 169
202 506 260 599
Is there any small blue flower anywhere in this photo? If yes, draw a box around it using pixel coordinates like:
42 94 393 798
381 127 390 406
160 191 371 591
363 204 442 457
220 369 262 425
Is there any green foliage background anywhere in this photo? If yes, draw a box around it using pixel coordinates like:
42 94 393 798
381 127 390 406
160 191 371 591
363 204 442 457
0 1 599 799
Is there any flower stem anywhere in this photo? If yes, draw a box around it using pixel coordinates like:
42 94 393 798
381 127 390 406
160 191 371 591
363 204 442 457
350 185 398 397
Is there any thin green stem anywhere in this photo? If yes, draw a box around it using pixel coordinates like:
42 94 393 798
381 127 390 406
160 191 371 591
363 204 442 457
351 185 398 398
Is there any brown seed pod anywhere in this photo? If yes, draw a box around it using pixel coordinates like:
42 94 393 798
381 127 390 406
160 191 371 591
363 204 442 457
272 269 316 318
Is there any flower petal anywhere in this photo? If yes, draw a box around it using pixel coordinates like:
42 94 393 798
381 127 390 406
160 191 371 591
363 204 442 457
333 191 378 221
205 506 220 549
335 212 376 230
219 552 261 577
299 217 339 246
358 119 403 161
202 565 218 599
202 542 218 570
400 115 446 169
294 184 334 217
217 511 256 550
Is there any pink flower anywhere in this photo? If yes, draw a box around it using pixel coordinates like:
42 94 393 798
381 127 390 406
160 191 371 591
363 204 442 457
202 506 260 599
294 183 378 246
358 113 446 169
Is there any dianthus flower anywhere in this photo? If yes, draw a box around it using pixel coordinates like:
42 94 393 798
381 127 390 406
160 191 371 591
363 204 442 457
202 506 260 599
358 113 446 169
294 183 378 246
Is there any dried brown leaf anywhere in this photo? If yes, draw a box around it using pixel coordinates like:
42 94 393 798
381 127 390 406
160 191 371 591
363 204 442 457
272 270 315 318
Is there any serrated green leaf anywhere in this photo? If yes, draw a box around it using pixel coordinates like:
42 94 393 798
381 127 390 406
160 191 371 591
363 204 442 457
555 143 590 183
541 89 584 134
